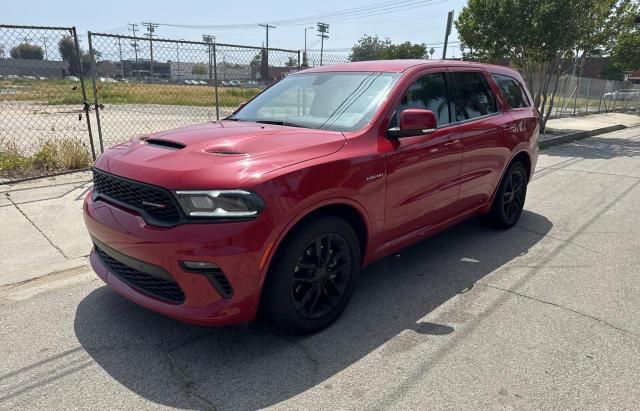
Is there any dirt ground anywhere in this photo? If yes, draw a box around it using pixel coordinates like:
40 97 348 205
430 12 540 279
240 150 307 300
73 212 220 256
0 101 237 156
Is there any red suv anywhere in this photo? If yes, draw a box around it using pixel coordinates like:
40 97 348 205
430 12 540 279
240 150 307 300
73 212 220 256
84 60 538 334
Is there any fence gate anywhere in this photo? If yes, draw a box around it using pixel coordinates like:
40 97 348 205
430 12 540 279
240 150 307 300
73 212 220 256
87 32 300 150
0 25 95 183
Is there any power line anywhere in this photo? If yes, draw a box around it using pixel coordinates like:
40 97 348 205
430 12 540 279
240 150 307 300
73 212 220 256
156 0 447 30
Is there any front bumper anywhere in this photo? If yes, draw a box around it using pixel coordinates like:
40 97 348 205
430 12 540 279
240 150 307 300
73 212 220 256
84 192 274 326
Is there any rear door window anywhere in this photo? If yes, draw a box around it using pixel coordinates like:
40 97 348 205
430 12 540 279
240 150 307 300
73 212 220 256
452 72 498 121
389 72 451 128
492 74 530 109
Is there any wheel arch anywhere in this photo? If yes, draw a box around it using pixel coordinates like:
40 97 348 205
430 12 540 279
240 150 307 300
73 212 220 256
250 198 372 316
484 149 532 213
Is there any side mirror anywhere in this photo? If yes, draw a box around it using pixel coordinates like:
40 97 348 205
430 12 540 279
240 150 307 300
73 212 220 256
388 109 437 138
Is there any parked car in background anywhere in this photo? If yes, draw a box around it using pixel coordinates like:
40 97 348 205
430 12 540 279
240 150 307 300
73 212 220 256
65 76 80 82
84 60 539 334
603 89 640 101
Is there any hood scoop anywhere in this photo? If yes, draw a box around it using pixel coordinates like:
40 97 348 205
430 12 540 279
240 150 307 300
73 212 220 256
205 149 246 156
146 138 185 150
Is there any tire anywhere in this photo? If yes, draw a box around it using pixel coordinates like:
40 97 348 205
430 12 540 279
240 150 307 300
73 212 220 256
260 216 361 335
486 161 528 229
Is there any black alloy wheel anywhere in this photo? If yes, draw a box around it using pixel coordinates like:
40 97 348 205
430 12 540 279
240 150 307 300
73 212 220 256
486 161 528 229
291 233 352 319
261 216 360 334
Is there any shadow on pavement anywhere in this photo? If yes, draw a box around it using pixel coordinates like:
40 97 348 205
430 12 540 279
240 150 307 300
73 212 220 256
74 211 552 409
544 135 640 160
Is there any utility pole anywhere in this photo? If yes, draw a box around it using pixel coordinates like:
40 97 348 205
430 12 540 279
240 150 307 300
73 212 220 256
142 22 158 79
128 23 139 79
259 24 275 82
41 36 48 60
258 24 275 50
317 22 329 66
442 10 454 59
117 37 124 78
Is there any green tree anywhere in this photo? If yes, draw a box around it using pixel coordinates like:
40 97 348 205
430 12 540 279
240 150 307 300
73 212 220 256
285 56 298 67
455 0 630 131
609 2 640 72
250 53 261 66
611 31 640 71
387 42 428 59
191 63 208 77
58 36 80 76
350 35 428 61
9 42 44 60
350 35 392 61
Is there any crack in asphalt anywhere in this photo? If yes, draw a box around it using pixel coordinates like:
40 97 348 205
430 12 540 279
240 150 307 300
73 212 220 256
479 282 640 341
159 331 219 411
164 350 217 411
515 224 602 255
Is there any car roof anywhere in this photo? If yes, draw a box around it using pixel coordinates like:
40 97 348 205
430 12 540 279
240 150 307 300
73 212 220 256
299 59 521 77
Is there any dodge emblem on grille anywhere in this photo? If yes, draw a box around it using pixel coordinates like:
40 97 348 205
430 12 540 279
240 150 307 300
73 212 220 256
142 200 167 209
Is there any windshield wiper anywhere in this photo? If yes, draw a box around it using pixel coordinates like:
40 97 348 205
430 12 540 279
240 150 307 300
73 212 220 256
253 120 308 128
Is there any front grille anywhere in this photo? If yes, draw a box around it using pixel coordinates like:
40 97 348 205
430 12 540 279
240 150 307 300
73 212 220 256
93 169 181 226
95 245 185 304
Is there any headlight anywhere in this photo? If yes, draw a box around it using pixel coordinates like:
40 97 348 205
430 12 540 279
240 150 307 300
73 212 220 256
174 190 264 218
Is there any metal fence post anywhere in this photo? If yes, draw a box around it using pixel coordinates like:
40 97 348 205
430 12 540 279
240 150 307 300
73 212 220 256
585 78 591 114
213 43 219 120
298 50 301 70
597 81 606 113
71 27 97 160
87 32 104 154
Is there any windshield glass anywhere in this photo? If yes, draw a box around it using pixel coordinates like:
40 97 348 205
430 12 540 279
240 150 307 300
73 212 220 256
231 71 401 132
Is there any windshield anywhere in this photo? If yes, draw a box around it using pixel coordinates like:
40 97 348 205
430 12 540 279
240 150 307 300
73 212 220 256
231 71 401 132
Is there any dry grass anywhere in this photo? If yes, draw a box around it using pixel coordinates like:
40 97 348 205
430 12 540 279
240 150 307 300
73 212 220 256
0 137 91 178
0 79 260 107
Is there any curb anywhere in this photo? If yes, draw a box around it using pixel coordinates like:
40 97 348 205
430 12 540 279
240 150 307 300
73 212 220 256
539 124 628 149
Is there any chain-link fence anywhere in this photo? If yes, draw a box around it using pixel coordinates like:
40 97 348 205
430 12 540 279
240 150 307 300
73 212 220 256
0 25 95 182
527 74 640 119
88 33 300 149
3 23 640 183
304 51 350 68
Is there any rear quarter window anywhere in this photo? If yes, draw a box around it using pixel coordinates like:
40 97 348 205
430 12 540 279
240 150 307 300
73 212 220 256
492 74 531 109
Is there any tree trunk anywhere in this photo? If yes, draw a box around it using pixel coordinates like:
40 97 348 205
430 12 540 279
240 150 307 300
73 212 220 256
540 61 562 133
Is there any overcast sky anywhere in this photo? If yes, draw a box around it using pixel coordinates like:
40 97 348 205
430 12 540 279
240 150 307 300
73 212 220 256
5 0 467 56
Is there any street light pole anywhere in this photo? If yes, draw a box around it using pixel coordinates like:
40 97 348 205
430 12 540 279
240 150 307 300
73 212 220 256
304 26 314 53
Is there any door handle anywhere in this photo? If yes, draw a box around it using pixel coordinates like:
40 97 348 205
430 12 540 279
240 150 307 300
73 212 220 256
444 139 462 149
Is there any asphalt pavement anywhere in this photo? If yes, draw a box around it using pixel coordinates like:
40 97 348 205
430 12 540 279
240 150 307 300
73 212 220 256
2 126 640 409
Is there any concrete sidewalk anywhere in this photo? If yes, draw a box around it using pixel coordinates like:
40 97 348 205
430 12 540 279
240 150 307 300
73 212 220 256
546 112 640 133
0 112 638 287
0 171 92 285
